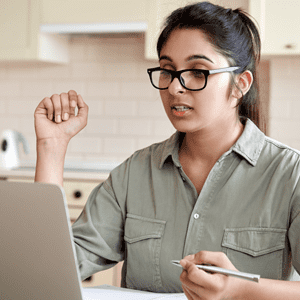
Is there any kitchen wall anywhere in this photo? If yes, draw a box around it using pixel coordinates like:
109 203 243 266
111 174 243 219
268 57 300 150
0 33 300 166
0 33 175 165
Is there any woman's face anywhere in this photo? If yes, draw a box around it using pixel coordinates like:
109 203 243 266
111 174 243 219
159 29 239 135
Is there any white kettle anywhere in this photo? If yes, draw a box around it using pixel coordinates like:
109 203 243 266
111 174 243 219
0 130 30 170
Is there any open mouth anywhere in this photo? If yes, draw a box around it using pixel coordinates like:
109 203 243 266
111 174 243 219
172 106 191 112
171 106 192 116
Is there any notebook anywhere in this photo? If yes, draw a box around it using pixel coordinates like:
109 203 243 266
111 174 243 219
0 180 186 300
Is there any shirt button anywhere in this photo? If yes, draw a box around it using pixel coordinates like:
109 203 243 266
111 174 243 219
194 213 200 219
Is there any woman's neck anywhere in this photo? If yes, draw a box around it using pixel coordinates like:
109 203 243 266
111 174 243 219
180 118 244 165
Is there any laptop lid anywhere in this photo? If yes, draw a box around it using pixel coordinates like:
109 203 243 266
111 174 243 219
0 181 83 300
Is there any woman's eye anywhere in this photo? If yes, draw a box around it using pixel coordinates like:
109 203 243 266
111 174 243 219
161 70 171 75
192 70 205 78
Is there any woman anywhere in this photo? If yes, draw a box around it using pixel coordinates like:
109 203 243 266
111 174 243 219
34 2 300 299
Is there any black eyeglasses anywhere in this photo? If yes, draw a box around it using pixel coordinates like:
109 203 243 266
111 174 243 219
147 66 240 91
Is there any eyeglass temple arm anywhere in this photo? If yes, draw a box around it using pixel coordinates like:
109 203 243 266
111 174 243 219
209 66 240 75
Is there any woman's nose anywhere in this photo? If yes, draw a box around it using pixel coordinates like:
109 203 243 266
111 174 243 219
168 77 185 95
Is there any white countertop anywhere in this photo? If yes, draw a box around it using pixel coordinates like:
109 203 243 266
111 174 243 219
0 160 122 182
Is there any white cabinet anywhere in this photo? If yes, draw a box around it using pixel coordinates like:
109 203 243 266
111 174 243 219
41 0 147 24
0 0 69 63
250 0 300 56
145 0 188 61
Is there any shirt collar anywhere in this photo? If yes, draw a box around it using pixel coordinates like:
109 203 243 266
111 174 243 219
159 119 265 169
231 118 265 166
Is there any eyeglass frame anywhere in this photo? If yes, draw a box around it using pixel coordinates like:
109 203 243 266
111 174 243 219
147 66 241 91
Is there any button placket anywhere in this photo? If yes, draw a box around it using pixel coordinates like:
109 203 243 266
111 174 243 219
183 159 227 257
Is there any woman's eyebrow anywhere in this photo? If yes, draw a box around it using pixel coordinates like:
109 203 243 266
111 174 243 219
187 55 214 64
159 54 214 64
159 55 172 62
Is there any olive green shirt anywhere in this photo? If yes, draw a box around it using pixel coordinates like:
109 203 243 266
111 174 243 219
72 119 300 293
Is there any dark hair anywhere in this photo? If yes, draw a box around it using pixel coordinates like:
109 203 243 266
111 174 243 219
157 1 262 128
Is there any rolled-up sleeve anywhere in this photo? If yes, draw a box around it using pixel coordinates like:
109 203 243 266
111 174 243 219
288 161 300 276
72 174 126 281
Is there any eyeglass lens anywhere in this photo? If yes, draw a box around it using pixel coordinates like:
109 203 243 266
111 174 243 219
151 69 206 90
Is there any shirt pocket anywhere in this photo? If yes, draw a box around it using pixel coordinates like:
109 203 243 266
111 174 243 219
222 228 287 280
124 213 166 291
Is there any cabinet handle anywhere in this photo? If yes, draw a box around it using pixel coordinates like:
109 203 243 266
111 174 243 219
285 44 296 49
73 190 82 199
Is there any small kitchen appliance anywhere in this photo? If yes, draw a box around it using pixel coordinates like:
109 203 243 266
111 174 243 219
0 129 30 170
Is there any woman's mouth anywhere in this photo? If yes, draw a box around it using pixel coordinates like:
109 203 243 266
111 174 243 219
172 106 192 116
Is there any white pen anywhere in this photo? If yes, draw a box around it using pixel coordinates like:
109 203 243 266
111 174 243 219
171 260 260 283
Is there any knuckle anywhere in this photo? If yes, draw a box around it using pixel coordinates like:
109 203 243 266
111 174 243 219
68 90 78 99
218 251 227 260
195 251 206 262
51 93 59 99
42 96 50 102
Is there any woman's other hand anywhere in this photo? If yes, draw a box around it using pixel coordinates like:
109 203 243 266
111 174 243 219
180 251 243 300
34 90 88 144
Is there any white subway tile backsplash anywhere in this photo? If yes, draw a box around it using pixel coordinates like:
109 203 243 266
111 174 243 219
0 116 21 131
137 138 166 150
104 137 135 154
38 65 71 79
120 80 154 98
8 99 37 115
138 100 167 117
69 136 102 154
103 62 139 80
104 100 138 116
71 62 104 79
154 120 176 137
0 81 21 96
52 81 86 96
85 99 104 117
20 80 53 97
7 65 41 79
119 119 152 136
19 117 35 134
0 99 8 116
87 81 120 97
0 67 7 79
87 118 118 135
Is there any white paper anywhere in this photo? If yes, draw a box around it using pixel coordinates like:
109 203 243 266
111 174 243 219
82 285 187 300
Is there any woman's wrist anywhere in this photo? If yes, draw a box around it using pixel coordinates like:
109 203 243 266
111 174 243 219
35 138 69 186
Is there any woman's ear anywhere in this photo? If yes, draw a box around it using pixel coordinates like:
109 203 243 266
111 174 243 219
232 70 253 100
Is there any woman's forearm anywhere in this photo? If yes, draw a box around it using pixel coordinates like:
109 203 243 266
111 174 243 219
240 277 300 300
35 139 68 187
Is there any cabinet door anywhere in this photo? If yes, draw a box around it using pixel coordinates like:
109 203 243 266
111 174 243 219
42 0 147 24
0 0 69 63
250 0 300 55
145 0 188 61
0 0 38 61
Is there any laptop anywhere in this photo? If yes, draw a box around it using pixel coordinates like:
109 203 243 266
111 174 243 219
0 180 84 300
0 180 189 300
